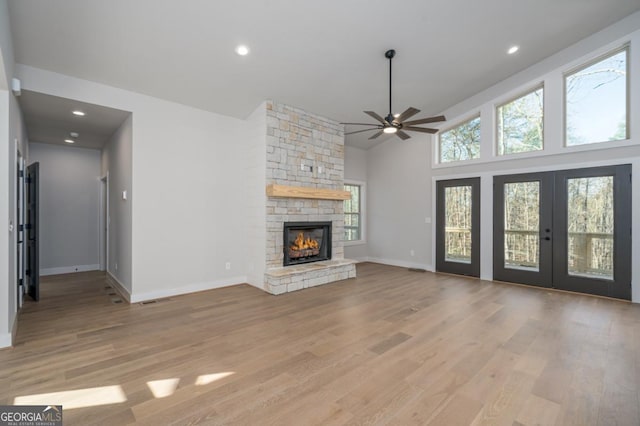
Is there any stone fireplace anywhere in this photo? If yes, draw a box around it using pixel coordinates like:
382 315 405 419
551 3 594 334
260 101 356 294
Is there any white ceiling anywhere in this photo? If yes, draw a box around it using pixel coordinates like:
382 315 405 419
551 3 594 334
8 0 640 149
19 90 130 149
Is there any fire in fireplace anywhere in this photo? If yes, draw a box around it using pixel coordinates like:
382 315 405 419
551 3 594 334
283 221 332 266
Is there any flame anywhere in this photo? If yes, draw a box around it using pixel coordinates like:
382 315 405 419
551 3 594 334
291 232 319 251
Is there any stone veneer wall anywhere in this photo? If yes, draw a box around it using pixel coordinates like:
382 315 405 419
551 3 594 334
264 101 355 294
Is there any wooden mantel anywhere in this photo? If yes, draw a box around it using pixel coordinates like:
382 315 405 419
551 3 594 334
266 184 351 201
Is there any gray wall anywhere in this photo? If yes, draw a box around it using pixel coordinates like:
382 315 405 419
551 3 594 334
29 142 101 274
101 114 132 293
366 136 433 269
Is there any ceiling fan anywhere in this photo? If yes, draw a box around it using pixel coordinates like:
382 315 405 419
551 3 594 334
342 49 446 140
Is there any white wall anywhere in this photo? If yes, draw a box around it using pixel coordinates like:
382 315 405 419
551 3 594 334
29 143 101 275
101 115 132 292
244 102 266 289
344 145 368 260
366 136 433 270
0 0 13 91
0 0 24 347
16 65 249 303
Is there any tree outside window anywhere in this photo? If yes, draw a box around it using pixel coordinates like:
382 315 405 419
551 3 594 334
344 184 361 242
566 47 627 146
439 116 481 163
497 87 544 155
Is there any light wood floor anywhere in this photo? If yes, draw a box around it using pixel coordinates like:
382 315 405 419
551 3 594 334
1 263 640 425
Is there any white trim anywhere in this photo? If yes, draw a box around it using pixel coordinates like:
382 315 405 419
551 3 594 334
40 264 100 276
0 333 11 349
367 257 433 272
129 276 247 303
350 256 370 263
106 271 131 302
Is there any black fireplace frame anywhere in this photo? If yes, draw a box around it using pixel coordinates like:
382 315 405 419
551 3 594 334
283 221 332 266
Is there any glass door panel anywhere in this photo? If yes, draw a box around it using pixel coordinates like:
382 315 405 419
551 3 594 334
504 182 540 272
566 176 614 280
436 178 480 277
444 185 472 264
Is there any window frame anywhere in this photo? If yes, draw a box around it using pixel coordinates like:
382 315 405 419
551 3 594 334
563 44 630 147
495 83 545 156
343 180 366 246
437 113 482 164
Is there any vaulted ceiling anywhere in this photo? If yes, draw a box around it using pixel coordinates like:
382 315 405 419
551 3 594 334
8 0 640 148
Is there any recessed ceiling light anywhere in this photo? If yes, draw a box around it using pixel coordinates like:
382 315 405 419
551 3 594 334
64 139 75 144
72 110 85 116
383 127 397 134
235 45 249 56
507 45 519 55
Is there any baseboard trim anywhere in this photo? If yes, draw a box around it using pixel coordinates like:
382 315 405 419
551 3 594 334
0 333 12 349
106 272 131 303
129 276 248 303
366 257 434 272
41 264 100 276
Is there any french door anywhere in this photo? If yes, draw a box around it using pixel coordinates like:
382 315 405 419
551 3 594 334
493 165 631 300
436 178 480 277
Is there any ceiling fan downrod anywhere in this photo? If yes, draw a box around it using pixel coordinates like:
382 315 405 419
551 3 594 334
385 49 395 124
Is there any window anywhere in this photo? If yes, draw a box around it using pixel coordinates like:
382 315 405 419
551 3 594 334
439 116 481 163
497 86 544 155
565 47 628 146
344 183 364 242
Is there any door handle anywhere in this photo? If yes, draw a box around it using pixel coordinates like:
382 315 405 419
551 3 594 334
541 236 551 241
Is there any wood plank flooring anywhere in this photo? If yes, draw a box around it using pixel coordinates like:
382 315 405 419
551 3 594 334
1 263 640 425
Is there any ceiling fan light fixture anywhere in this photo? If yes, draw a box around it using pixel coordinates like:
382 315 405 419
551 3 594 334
383 126 397 134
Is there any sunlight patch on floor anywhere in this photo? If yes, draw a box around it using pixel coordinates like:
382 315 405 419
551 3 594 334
146 378 180 398
195 371 235 386
14 385 127 410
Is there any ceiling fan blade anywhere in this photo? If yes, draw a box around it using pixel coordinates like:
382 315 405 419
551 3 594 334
368 130 384 140
341 122 379 126
403 115 446 126
345 128 381 136
396 130 411 140
404 126 439 134
364 111 388 124
395 107 420 123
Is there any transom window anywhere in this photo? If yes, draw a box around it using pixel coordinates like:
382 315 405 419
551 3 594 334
439 115 481 163
496 86 544 156
565 47 628 146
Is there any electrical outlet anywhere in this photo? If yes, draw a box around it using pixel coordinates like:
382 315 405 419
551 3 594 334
115 263 118 270
410 250 415 257
425 217 431 224
225 262 231 270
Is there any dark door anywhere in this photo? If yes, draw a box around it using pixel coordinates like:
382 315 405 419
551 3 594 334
26 162 39 301
493 165 631 300
552 165 631 300
436 178 480 277
493 172 554 288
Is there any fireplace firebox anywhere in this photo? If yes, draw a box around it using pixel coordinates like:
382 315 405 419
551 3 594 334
283 221 332 266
